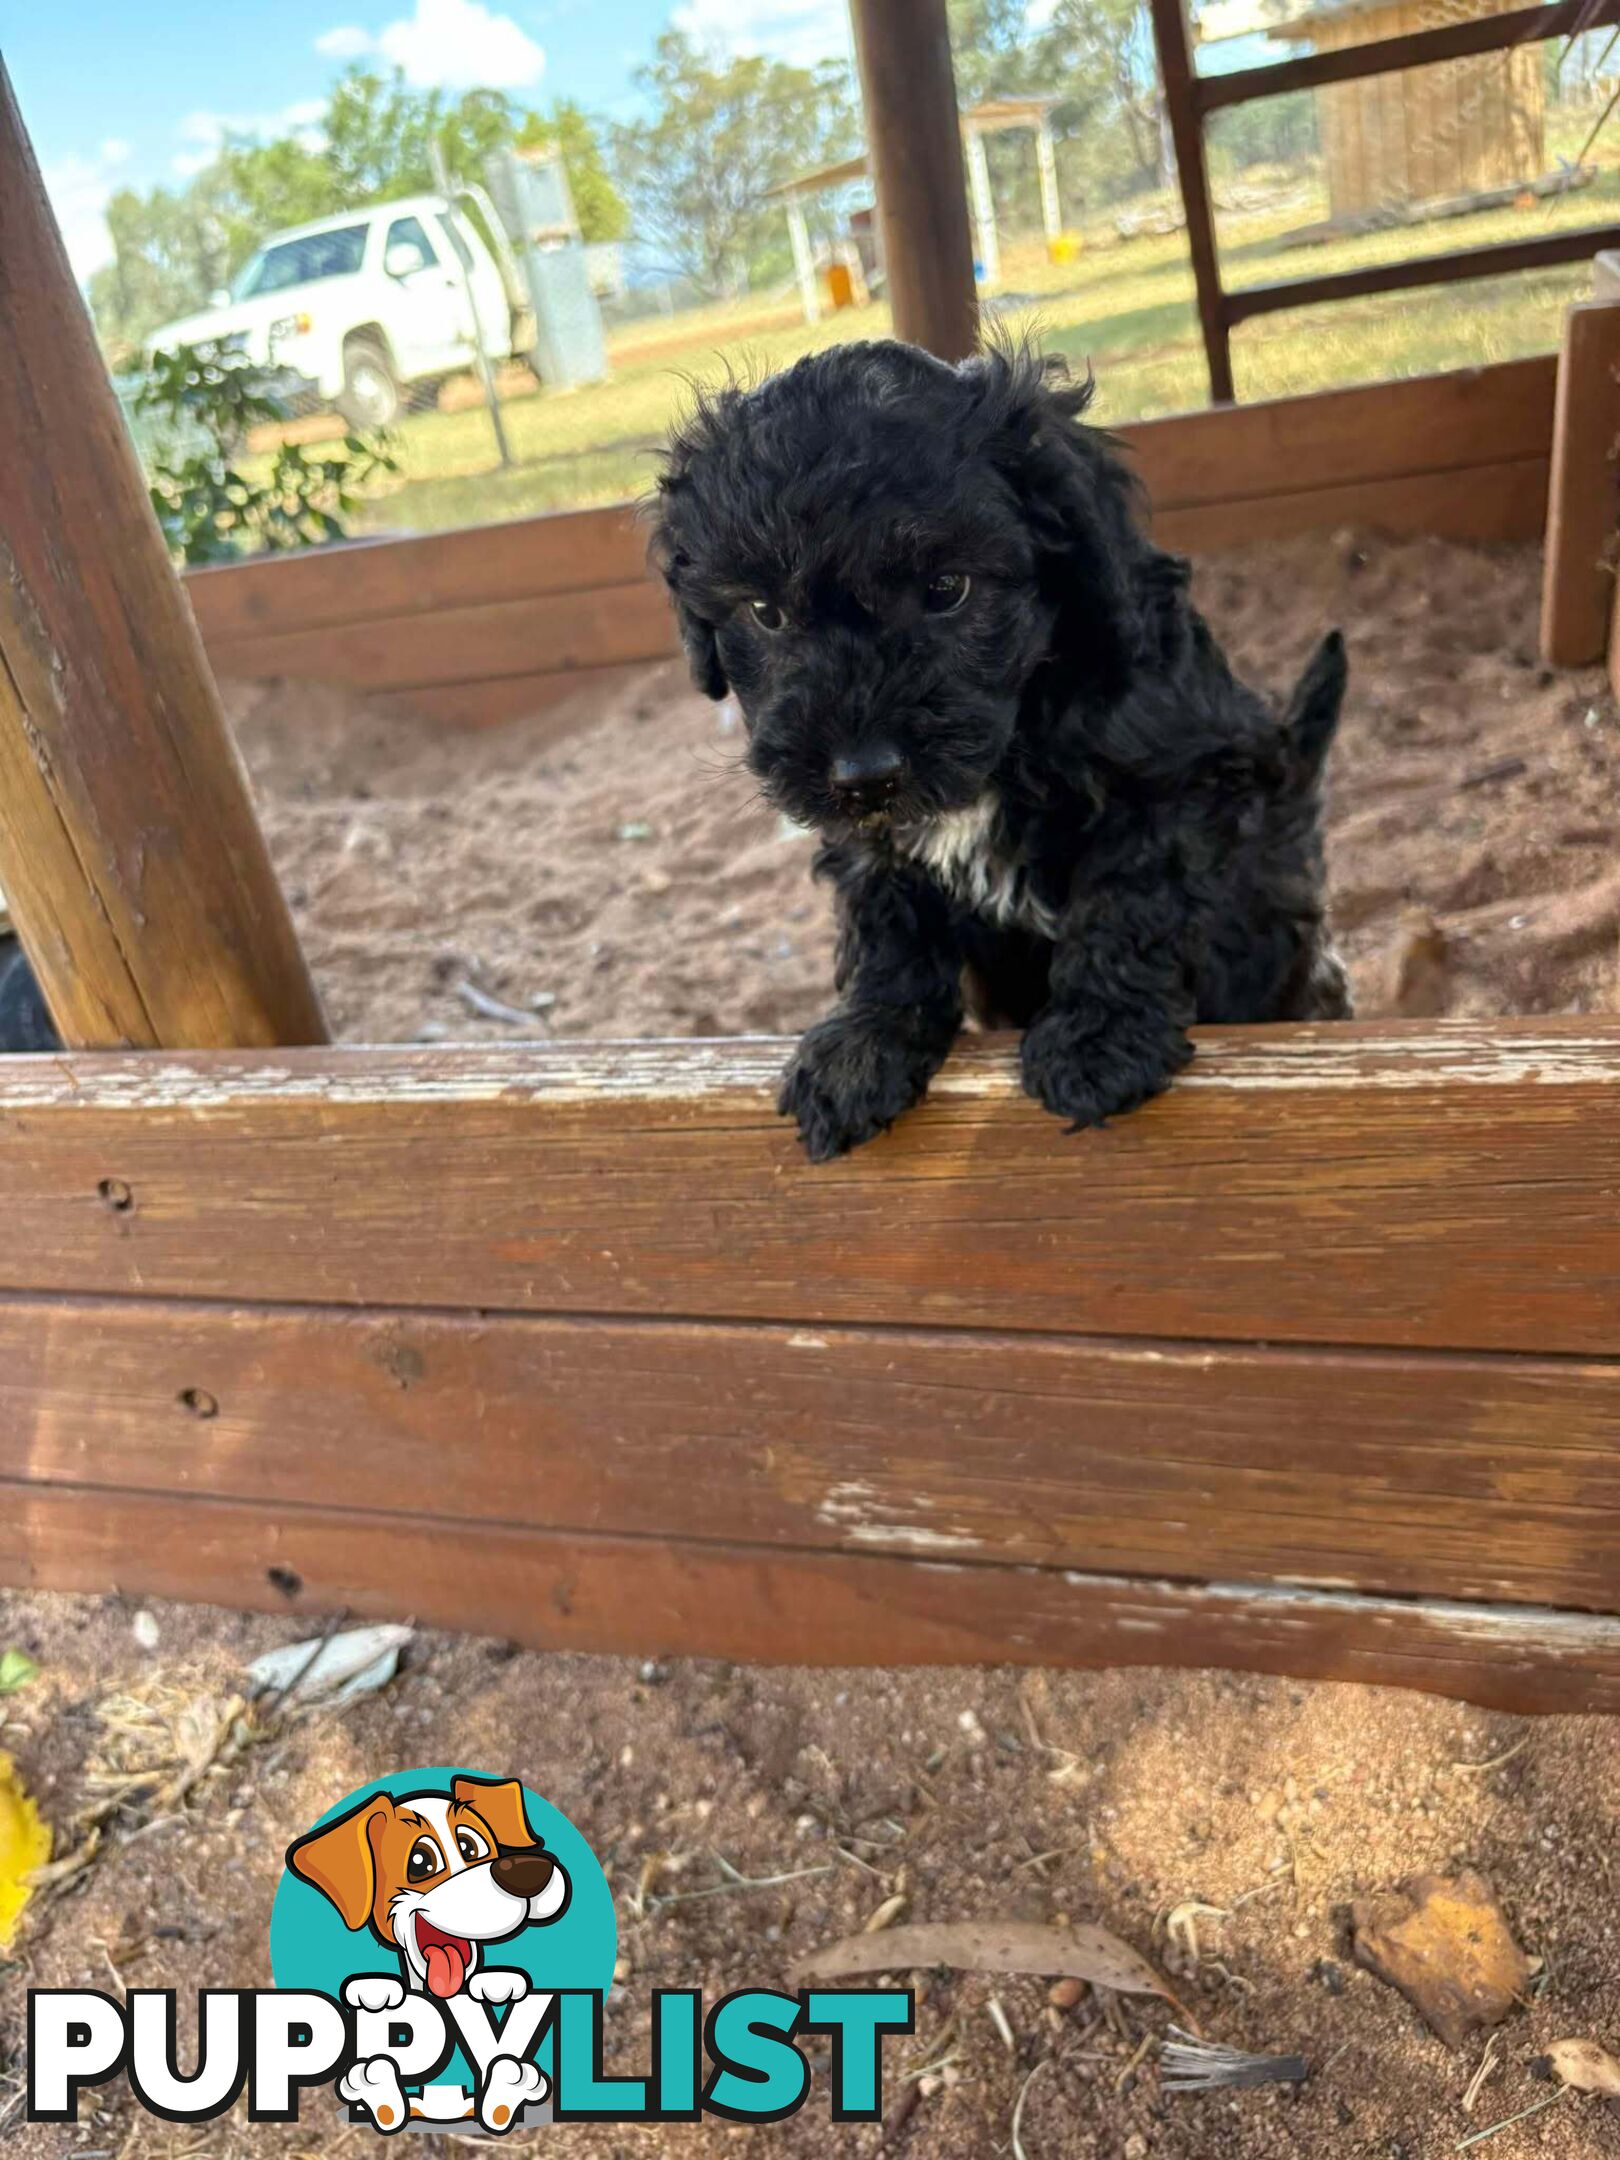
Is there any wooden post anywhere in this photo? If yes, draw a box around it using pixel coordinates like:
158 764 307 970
850 0 979 361
1149 0 1235 404
786 196 821 325
1035 118 1063 244
965 128 1001 286
0 62 328 1049
1539 293 1620 668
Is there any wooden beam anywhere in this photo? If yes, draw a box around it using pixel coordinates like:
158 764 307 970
0 61 326 1050
1198 0 1620 112
0 1025 1616 1354
12 1296 1620 1611
1540 295 1620 668
1226 223 1620 326
11 1480 1620 1713
202 577 678 695
1126 356 1555 511
175 361 1558 725
849 0 980 361
1148 0 1234 403
183 503 648 642
1153 455 1549 554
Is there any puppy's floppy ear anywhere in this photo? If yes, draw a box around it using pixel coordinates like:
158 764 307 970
668 582 728 700
453 1774 538 1852
649 452 728 701
286 1794 391 1930
970 346 1176 703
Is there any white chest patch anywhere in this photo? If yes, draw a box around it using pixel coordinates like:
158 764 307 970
896 793 1059 938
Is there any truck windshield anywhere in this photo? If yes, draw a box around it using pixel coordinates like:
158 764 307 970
233 225 369 299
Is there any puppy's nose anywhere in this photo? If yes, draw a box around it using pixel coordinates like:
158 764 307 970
491 1849 556 1899
830 744 905 817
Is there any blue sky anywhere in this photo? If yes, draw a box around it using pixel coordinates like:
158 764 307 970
10 0 857 277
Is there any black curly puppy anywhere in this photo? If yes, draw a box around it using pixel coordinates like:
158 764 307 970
652 339 1348 1161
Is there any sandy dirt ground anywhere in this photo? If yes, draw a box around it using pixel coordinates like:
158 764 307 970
4 534 1619 2157
4 1595 1620 2158
232 532 1620 1046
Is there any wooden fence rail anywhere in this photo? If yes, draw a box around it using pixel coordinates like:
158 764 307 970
2 1021 1619 1711
182 356 1559 726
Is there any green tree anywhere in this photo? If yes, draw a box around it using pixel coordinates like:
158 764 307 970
89 172 236 359
612 31 858 297
89 66 626 350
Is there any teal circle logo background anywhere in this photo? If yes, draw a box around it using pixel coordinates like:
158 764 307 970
269 1766 617 2008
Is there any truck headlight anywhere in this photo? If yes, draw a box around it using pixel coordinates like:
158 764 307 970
270 312 313 343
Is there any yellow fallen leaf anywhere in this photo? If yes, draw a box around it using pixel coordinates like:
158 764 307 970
1545 2038 1620 2096
0 1749 51 1947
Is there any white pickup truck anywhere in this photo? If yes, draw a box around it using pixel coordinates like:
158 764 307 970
147 193 526 427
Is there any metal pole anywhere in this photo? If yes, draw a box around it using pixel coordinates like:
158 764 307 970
430 141 514 470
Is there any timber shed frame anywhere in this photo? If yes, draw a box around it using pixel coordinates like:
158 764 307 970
3 12 1620 1718
1150 0 1620 401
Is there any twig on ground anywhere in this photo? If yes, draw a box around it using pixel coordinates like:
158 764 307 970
1010 2057 1052 2160
1452 1734 1532 1775
1455 2090 1567 2150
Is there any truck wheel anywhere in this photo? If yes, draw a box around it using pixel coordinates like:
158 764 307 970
338 339 400 428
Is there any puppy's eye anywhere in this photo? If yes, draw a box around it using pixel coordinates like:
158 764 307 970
407 1837 442 1881
748 598 786 632
456 1828 489 1863
923 573 971 616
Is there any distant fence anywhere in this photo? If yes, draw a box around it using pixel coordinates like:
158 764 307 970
185 353 1557 725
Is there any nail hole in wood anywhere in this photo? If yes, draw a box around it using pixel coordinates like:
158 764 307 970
266 1565 303 1598
178 1387 218 1420
97 1177 134 1212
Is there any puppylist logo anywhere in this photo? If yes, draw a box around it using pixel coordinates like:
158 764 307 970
27 1766 913 2131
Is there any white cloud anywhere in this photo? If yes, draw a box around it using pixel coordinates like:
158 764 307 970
671 0 851 69
314 0 547 89
171 98 327 176
42 140 131 281
315 23 375 56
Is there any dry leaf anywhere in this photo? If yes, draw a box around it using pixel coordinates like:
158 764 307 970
1543 2038 1620 2096
789 1918 1189 2020
0 1750 51 1947
1351 1870 1529 2051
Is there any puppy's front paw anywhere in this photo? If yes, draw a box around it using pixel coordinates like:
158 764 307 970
343 1975 407 2014
340 2056 409 2133
480 2056 549 2133
778 1012 944 1162
468 1967 530 2005
1021 1004 1192 1130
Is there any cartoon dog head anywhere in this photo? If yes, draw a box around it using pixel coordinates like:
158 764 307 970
286 1776 571 1999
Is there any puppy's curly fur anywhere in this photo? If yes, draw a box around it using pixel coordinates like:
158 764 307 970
652 339 1349 1160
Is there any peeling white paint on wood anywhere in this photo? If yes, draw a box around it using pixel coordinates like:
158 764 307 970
0 1020 1617 1114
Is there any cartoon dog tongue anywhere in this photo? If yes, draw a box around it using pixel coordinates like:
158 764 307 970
418 1921 470 1998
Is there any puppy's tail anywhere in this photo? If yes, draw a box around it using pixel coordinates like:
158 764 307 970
1282 629 1347 785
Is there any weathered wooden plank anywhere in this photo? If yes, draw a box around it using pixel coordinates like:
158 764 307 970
203 577 677 694
850 0 979 362
1154 456 1549 555
179 361 1557 719
1129 355 1555 512
184 503 648 642
0 1025 1614 1354
7 1479 1620 1712
1540 298 1620 668
0 62 328 1052
9 1297 1620 1609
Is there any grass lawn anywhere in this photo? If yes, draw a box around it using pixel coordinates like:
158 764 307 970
351 142 1616 538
